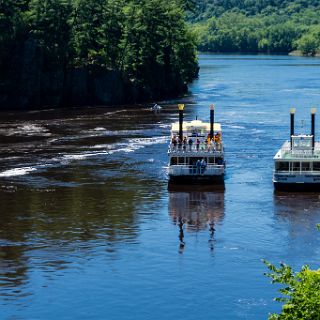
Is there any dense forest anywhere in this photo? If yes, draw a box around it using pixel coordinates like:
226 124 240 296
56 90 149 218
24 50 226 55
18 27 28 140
190 0 320 54
0 0 198 109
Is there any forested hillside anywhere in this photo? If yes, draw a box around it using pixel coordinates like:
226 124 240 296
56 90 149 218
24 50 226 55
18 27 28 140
190 0 320 54
0 0 198 109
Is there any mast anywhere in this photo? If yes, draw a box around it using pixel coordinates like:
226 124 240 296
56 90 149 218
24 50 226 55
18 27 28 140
178 104 184 142
311 107 316 150
210 104 214 139
290 108 295 150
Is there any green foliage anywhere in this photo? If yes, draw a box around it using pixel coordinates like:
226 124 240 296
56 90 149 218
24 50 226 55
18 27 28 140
264 260 320 320
295 25 320 55
191 1 320 54
28 0 73 68
0 0 198 104
0 0 28 70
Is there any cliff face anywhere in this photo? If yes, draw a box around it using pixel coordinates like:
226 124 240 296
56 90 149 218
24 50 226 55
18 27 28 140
0 40 188 110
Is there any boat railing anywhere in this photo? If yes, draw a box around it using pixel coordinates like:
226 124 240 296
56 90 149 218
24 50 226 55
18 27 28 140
168 165 224 176
274 169 320 175
280 147 320 159
168 142 223 154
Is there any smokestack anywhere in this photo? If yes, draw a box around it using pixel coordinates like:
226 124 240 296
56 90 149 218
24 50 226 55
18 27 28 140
311 107 316 150
210 104 215 139
178 104 184 142
290 108 295 150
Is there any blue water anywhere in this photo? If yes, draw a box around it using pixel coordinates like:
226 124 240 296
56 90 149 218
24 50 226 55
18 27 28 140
0 54 320 319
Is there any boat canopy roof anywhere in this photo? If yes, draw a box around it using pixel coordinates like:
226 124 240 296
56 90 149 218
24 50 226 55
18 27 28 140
171 120 221 135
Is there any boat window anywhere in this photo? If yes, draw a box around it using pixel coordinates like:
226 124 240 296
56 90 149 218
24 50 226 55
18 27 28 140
313 162 320 171
301 162 310 171
276 162 289 171
178 157 185 164
291 162 300 171
170 157 177 165
208 157 215 164
293 138 311 149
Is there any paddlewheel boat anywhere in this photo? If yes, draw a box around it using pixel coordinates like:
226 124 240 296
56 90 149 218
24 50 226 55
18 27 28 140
273 108 320 191
168 104 225 185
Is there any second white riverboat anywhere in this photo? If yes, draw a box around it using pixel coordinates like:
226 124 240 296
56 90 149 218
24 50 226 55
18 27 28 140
168 104 225 185
273 108 320 191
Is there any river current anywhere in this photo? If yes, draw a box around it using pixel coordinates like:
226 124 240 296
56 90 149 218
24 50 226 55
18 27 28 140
1 54 320 319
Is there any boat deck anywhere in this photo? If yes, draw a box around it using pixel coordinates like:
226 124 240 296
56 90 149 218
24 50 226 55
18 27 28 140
168 144 223 156
274 141 320 160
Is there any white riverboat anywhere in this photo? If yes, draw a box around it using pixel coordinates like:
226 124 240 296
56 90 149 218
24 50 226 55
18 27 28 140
273 108 320 191
168 104 225 185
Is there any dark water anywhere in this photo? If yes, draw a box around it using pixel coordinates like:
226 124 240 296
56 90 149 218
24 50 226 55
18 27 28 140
1 54 320 319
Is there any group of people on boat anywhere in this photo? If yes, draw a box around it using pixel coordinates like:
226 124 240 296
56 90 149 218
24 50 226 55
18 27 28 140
196 158 207 174
171 132 221 152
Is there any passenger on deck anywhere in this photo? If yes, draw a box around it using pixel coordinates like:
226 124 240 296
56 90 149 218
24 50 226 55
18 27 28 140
183 137 187 150
214 132 221 142
178 137 182 149
210 138 215 151
188 138 193 151
172 135 177 149
201 158 207 172
196 138 200 151
196 159 201 174
214 132 221 150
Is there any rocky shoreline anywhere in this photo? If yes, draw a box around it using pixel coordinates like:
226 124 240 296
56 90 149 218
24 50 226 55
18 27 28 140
289 50 320 57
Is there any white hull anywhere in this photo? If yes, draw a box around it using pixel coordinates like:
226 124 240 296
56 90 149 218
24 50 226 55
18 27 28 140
169 165 224 177
273 172 320 184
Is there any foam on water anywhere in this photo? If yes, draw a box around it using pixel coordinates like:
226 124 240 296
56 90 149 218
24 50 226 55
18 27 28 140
62 151 109 161
0 124 51 137
0 167 37 177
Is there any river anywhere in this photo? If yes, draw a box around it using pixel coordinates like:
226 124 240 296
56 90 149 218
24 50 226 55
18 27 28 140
1 54 320 319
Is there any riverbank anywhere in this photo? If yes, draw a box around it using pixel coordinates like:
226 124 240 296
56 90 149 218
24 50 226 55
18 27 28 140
0 61 189 111
0 39 192 110
289 50 320 57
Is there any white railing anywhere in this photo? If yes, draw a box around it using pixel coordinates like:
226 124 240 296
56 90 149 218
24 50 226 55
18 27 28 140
274 170 320 175
280 148 320 159
168 142 223 154
169 165 224 176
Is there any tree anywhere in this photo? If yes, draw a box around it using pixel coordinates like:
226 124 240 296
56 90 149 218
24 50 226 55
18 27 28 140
0 0 28 75
72 0 108 66
295 33 319 55
119 0 198 97
28 0 73 69
264 260 320 320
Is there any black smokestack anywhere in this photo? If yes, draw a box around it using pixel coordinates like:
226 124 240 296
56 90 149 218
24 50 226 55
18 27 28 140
290 108 295 149
210 104 214 139
178 104 184 142
311 108 316 149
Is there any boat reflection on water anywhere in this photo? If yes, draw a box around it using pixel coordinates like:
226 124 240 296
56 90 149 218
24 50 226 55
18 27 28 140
273 192 320 260
168 184 225 253
274 191 320 229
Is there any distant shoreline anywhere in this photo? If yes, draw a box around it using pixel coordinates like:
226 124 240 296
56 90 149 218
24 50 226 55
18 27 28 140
198 51 320 57
289 50 320 57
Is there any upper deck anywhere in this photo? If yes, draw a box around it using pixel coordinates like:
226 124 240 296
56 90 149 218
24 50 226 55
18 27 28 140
274 135 320 160
171 120 222 136
169 120 223 156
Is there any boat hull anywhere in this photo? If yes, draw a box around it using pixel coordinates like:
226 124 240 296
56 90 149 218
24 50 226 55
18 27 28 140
273 172 320 191
274 182 320 192
168 174 224 185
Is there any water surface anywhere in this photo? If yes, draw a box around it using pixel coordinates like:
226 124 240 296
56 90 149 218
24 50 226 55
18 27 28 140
1 54 320 319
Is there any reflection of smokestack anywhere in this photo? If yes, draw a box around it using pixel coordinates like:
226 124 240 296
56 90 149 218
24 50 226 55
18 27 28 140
178 104 184 141
210 104 214 139
290 108 295 149
311 107 316 150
